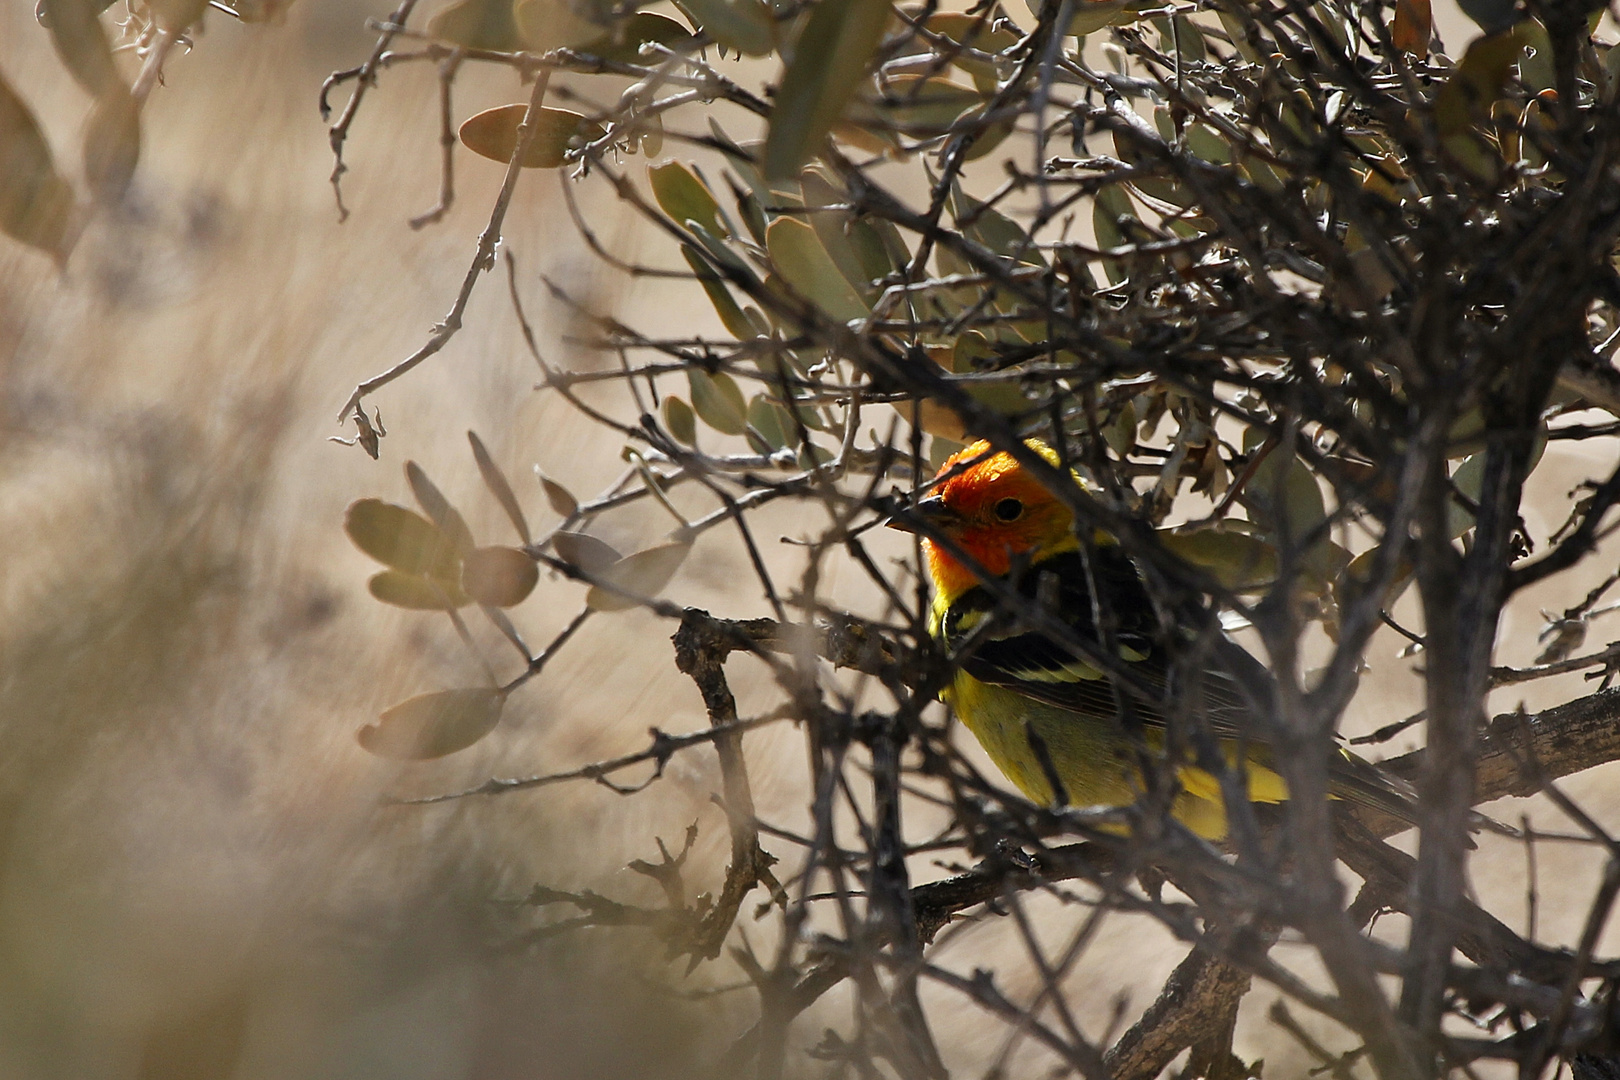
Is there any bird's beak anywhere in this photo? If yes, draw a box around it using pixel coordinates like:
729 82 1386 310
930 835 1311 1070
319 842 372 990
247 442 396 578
886 493 963 535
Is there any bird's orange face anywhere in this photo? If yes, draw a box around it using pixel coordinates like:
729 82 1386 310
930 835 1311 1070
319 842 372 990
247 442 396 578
900 440 1076 598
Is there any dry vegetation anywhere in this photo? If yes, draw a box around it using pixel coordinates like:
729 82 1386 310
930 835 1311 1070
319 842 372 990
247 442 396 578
7 0 1620 1078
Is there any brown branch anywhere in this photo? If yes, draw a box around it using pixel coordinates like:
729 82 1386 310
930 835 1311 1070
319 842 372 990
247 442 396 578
671 609 778 962
1104 943 1255 1080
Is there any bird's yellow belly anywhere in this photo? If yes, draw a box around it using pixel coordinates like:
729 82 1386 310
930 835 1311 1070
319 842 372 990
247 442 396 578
945 673 1289 840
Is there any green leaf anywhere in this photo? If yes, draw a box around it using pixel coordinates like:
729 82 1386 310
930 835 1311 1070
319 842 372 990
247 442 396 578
1434 27 1527 137
688 369 749 435
468 430 532 545
747 394 794 449
458 105 606 169
678 0 774 55
1092 183 1135 283
762 0 893 180
586 541 692 611
576 12 694 62
345 499 463 579
681 247 756 340
662 394 698 445
767 217 870 322
461 545 540 607
650 160 723 237
800 169 878 297
368 570 469 610
1161 528 1278 591
405 461 476 554
1246 451 1326 543
1447 453 1485 538
425 0 522 50
357 688 506 760
0 73 76 263
511 0 614 51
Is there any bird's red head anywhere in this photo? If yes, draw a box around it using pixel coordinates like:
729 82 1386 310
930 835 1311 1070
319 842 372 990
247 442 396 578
896 439 1077 600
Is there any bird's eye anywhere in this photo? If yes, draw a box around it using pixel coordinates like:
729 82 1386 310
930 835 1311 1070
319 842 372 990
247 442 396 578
994 498 1024 522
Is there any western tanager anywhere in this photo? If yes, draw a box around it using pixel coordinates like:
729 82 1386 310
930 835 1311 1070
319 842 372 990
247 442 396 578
891 437 1411 840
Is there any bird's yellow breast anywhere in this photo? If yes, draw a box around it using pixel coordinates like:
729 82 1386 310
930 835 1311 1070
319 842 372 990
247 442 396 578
944 669 1290 840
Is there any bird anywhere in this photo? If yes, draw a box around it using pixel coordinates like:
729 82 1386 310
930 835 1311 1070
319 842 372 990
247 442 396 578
889 437 1414 840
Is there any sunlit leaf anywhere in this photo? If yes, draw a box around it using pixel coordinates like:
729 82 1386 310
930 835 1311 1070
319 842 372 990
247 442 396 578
461 545 539 607
677 0 774 56
747 394 793 449
426 0 522 49
689 369 749 435
762 0 893 180
406 461 476 554
511 0 614 51
650 160 723 237
800 169 879 297
552 531 623 573
458 105 606 169
0 73 76 263
357 688 505 759
586 541 692 611
662 394 698 445
345 499 463 578
766 217 870 322
468 430 532 545
922 12 1018 93
575 11 693 62
1161 528 1278 591
368 569 468 610
681 247 756 340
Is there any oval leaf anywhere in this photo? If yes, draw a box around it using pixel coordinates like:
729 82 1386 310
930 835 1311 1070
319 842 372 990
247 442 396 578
586 541 691 611
458 105 606 169
577 12 695 63
688 370 748 435
426 0 523 49
1161 528 1278 591
649 160 723 237
535 468 579 517
766 217 870 323
369 569 468 610
662 394 698 445
552 530 624 574
763 0 893 180
406 461 476 554
0 74 76 262
345 498 463 578
678 0 773 56
461 545 540 607
358 688 505 760
511 0 613 51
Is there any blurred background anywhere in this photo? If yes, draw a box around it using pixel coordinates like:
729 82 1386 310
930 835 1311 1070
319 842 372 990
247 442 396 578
3 3 1620 1077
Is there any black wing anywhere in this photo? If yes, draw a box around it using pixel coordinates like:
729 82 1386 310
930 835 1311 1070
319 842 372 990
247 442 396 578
940 547 1265 737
